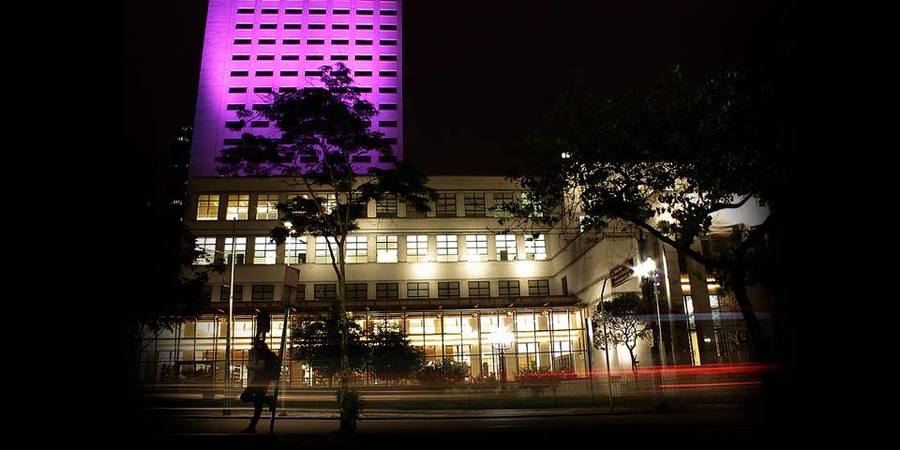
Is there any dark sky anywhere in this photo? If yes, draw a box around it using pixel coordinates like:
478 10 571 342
125 0 777 192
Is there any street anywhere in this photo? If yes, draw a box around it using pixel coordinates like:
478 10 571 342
139 407 778 448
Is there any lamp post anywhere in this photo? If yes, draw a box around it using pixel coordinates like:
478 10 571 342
223 218 237 415
633 257 665 364
634 256 667 407
491 327 514 383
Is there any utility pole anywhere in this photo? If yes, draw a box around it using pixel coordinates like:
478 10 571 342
224 219 236 415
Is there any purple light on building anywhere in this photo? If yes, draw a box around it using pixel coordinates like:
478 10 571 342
190 0 403 177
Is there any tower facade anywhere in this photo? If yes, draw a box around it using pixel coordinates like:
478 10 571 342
190 0 403 177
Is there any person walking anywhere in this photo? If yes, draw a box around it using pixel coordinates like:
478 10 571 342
240 337 280 433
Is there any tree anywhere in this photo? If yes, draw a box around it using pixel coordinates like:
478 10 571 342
415 359 470 386
291 314 368 384
125 126 226 382
216 64 436 431
591 293 654 373
504 63 788 361
367 323 426 384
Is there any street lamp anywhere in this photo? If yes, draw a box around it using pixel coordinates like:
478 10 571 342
634 255 667 407
633 257 665 364
491 327 514 383
633 257 657 279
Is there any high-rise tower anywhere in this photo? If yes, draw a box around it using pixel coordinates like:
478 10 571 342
190 0 403 177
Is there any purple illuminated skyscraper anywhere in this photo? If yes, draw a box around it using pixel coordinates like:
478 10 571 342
190 0 403 177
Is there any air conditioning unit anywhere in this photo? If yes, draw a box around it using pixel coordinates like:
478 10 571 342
499 250 509 261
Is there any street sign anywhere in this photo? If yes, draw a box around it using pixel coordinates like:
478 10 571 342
610 257 634 288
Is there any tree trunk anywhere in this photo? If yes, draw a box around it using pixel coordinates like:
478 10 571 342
731 257 770 362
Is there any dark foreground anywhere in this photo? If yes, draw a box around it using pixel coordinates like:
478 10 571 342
139 407 791 449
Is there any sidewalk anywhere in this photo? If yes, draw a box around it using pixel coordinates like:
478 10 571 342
144 402 756 420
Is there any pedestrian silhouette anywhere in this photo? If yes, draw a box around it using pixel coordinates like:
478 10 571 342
240 337 280 433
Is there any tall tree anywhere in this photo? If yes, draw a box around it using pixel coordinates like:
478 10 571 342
216 64 436 430
505 62 788 361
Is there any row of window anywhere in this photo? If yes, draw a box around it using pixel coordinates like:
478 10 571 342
228 103 395 111
196 193 516 221
227 85 396 93
226 120 395 130
236 7 396 15
230 69 397 77
216 279 551 302
195 233 547 265
233 38 396 45
235 8 397 16
234 23 398 30
232 54 398 61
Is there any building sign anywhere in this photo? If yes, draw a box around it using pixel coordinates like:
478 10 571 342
610 258 634 288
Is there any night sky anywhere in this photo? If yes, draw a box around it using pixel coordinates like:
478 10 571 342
125 0 778 192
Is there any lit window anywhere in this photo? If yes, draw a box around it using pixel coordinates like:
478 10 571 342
683 296 696 331
315 236 338 264
436 235 458 262
464 193 486 216
318 194 336 214
376 194 398 217
524 234 547 260
528 280 550 296
406 235 428 262
468 281 490 298
438 282 460 298
709 294 723 328
345 236 368 263
435 193 457 217
496 234 517 261
194 237 216 265
256 194 279 220
284 236 307 264
253 237 277 264
224 237 247 265
498 280 520 297
226 194 249 220
196 195 219 221
552 312 571 329
465 234 488 261
517 314 536 332
376 235 398 263
376 282 398 299
407 282 429 299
